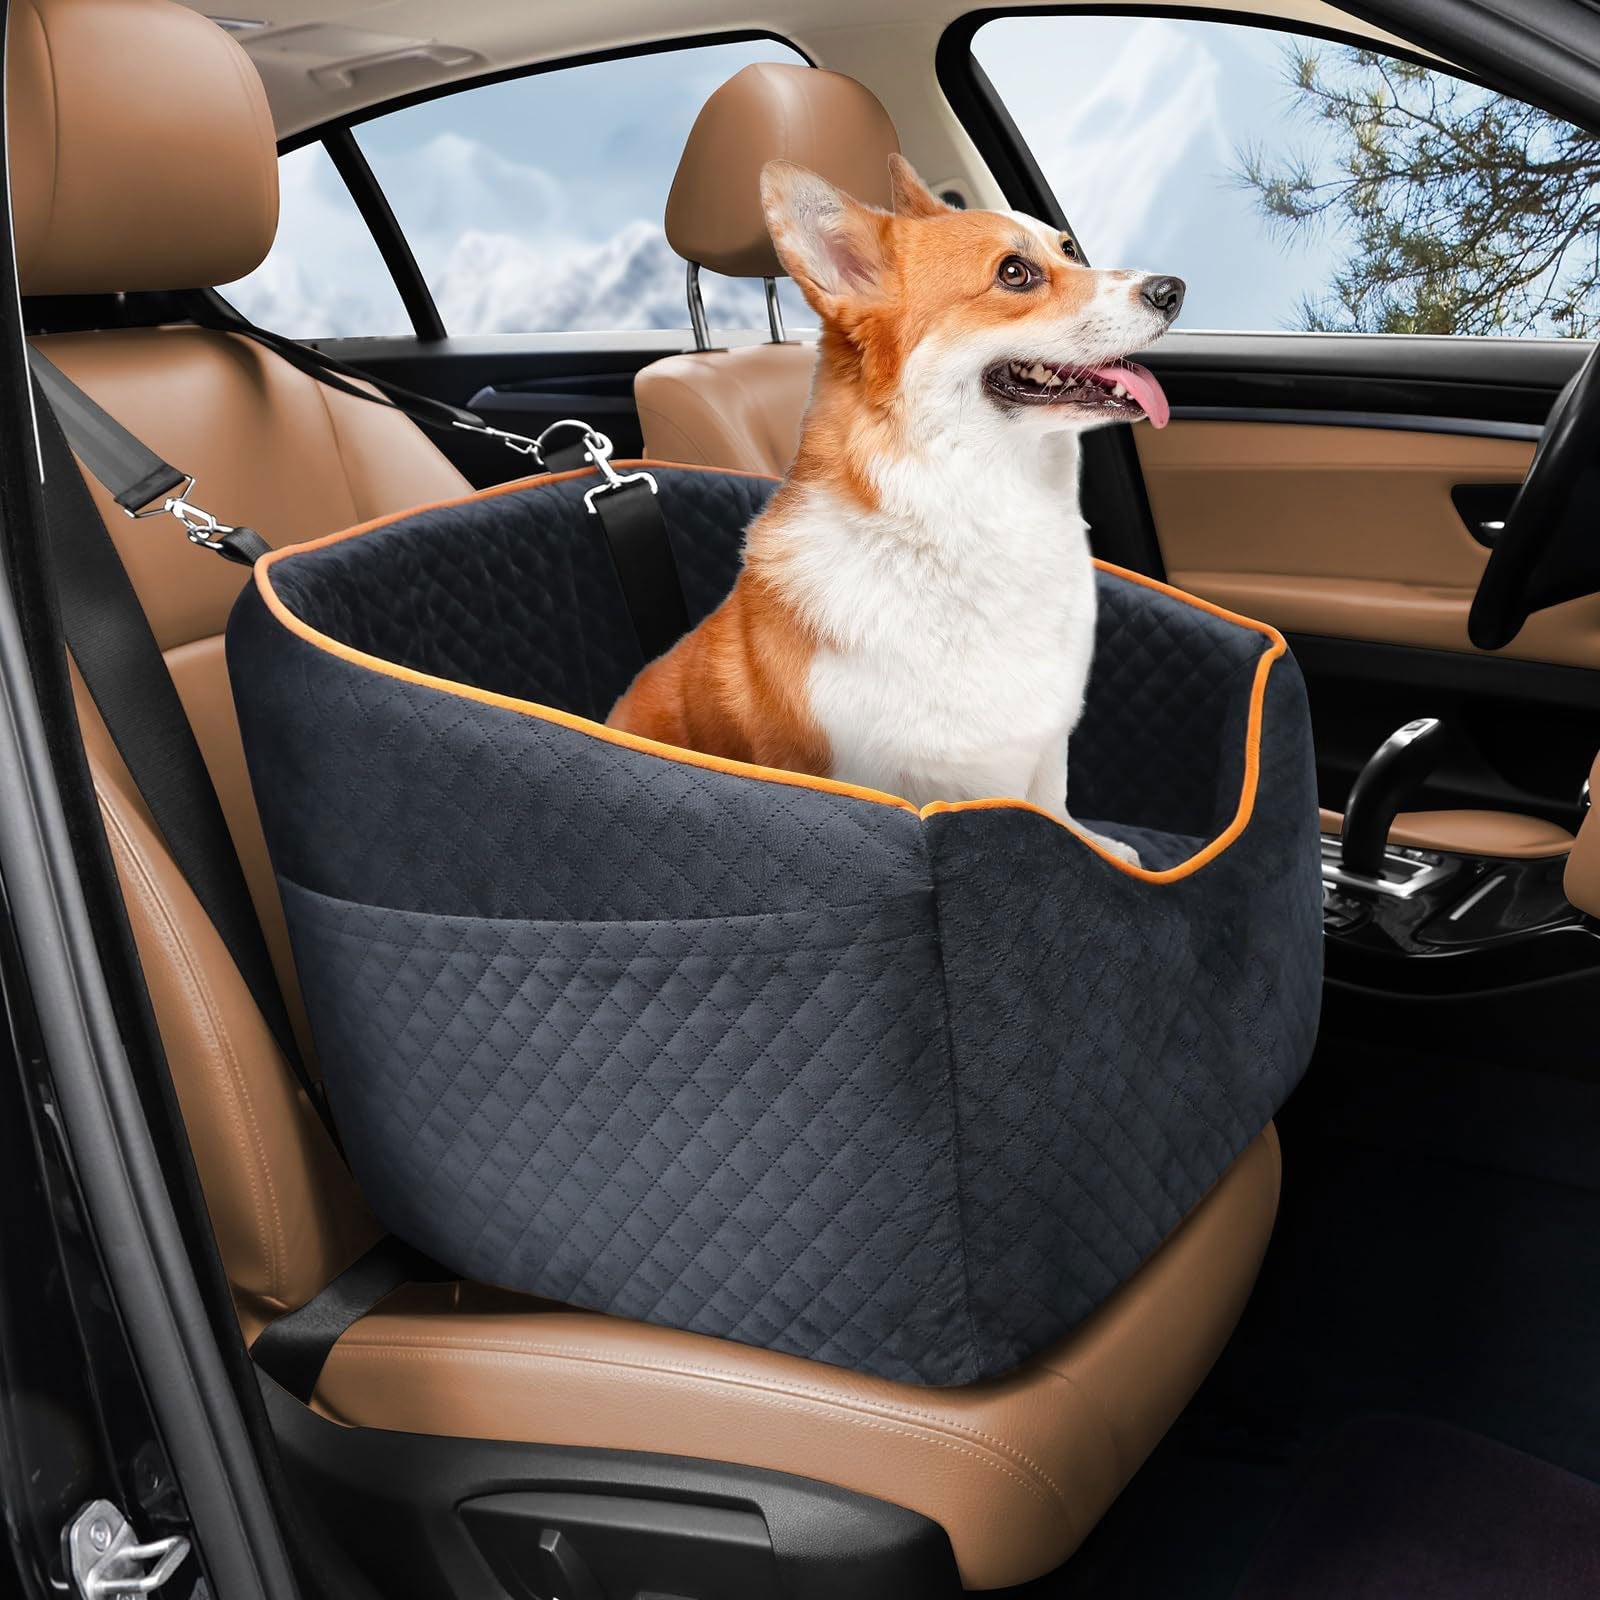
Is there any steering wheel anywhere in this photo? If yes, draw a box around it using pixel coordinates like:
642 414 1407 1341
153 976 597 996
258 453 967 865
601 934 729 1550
1469 343 1600 650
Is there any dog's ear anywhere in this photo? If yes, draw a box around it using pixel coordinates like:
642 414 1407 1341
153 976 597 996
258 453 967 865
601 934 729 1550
761 160 888 314
887 154 950 220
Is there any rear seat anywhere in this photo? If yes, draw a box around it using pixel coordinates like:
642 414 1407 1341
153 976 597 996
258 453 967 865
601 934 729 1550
10 1 1283 1588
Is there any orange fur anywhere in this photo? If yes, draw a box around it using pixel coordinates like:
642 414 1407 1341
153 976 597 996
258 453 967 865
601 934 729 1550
607 570 831 774
607 155 1133 777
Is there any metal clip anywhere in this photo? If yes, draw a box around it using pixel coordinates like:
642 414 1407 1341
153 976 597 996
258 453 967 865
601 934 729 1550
125 476 241 553
580 429 658 514
450 419 544 457
451 415 615 472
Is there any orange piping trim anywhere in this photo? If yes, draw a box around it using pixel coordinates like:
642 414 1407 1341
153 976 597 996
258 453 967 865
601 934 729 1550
255 475 1289 880
255 463 915 816
921 559 1289 883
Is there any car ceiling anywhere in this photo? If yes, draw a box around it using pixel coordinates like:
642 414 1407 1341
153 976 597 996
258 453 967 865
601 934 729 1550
183 0 1432 211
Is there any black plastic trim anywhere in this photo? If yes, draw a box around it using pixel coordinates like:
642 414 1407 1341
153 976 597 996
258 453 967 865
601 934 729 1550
1140 330 1584 426
322 128 445 343
1287 632 1600 711
1080 427 1168 577
934 39 1069 230
1332 0 1600 135
263 1378 965 1600
1169 405 1542 439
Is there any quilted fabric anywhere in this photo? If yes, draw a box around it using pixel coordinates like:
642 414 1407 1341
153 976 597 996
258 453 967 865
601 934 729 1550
229 464 1322 1385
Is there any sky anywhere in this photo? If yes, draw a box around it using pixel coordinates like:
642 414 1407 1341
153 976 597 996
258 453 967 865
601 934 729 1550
221 19 1412 340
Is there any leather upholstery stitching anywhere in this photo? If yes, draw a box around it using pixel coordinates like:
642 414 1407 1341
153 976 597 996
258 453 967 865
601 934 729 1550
331 1325 1071 1502
321 1343 1064 1513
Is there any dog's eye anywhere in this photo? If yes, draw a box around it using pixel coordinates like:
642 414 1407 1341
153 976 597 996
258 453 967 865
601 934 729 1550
1060 236 1080 261
997 256 1037 290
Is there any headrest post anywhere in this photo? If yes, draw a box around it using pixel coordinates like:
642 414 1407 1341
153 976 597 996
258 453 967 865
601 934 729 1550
763 279 786 344
686 262 712 352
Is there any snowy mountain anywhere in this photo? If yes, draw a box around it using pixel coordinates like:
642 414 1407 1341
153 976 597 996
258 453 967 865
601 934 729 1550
430 220 777 335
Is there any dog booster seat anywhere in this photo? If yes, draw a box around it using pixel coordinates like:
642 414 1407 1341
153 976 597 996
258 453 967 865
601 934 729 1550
227 463 1323 1387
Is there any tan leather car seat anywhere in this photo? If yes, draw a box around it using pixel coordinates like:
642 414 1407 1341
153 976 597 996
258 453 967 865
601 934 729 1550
632 63 892 475
10 2 1282 1588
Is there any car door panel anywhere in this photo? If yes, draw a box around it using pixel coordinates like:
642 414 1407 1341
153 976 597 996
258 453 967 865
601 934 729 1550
1131 419 1600 668
1132 334 1600 826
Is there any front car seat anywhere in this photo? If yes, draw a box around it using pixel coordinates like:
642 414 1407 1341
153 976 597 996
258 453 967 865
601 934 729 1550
9 1 1282 1588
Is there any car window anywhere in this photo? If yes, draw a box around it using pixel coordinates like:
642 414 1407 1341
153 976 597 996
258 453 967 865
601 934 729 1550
221 142 412 339
972 15 1599 337
352 39 816 337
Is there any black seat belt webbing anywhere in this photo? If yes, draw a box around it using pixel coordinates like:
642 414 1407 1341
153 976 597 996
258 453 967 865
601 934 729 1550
186 292 488 438
589 483 692 664
28 348 270 567
32 331 687 1375
30 350 189 514
34 390 333 1134
185 294 695 661
250 1236 453 1402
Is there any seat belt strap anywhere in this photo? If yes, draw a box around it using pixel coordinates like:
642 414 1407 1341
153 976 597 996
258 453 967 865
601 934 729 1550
28 348 271 567
582 458 691 664
250 1235 453 1402
33 384 338 1140
29 348 188 514
186 290 551 461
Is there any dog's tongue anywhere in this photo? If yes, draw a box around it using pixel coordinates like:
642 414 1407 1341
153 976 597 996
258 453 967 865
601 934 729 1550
1090 361 1169 428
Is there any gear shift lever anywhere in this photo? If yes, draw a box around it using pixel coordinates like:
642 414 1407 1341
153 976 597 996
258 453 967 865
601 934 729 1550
1341 717 1449 879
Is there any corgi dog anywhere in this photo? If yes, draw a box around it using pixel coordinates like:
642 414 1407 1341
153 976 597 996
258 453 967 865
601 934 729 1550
608 155 1183 864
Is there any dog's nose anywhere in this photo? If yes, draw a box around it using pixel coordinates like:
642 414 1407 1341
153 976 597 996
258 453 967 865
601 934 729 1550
1141 275 1185 320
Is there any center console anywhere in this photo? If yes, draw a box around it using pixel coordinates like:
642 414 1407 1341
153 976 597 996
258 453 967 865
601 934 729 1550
1320 721 1600 993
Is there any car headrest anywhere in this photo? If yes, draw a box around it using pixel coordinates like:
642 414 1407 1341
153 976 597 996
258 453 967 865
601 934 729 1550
8 0 278 296
664 62 899 280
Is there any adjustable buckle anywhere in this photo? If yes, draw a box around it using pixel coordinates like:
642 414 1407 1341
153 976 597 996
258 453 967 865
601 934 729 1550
578 429 658 514
125 475 241 553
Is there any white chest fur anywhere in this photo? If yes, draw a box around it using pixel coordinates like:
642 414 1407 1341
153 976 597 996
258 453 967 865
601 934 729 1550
768 437 1098 814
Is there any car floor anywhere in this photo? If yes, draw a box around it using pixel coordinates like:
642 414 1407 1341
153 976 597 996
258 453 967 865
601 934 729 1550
1007 983 1600 1599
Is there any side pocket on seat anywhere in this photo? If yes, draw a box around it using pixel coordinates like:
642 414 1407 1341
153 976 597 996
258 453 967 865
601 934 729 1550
277 879 976 1383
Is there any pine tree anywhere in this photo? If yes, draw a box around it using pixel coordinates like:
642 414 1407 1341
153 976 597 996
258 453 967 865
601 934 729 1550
1236 46 1600 335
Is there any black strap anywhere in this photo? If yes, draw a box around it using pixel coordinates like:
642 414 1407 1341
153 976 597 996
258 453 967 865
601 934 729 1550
185 294 695 661
30 349 188 514
590 482 691 663
186 291 488 438
250 1235 453 1402
29 348 271 568
34 389 334 1135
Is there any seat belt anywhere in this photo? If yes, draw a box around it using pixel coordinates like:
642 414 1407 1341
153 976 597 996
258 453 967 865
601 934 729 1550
579 456 691 664
30 344 694 1387
248 1234 454 1401
32 337 692 662
30 377 448 1380
186 289 564 463
30 347 272 566
188 293 694 659
32 380 336 1139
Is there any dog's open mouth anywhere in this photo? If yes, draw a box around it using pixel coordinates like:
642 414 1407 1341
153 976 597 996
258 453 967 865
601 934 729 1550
982 358 1170 427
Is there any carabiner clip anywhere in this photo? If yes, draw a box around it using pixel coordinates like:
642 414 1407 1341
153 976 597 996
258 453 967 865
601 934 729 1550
580 430 658 514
